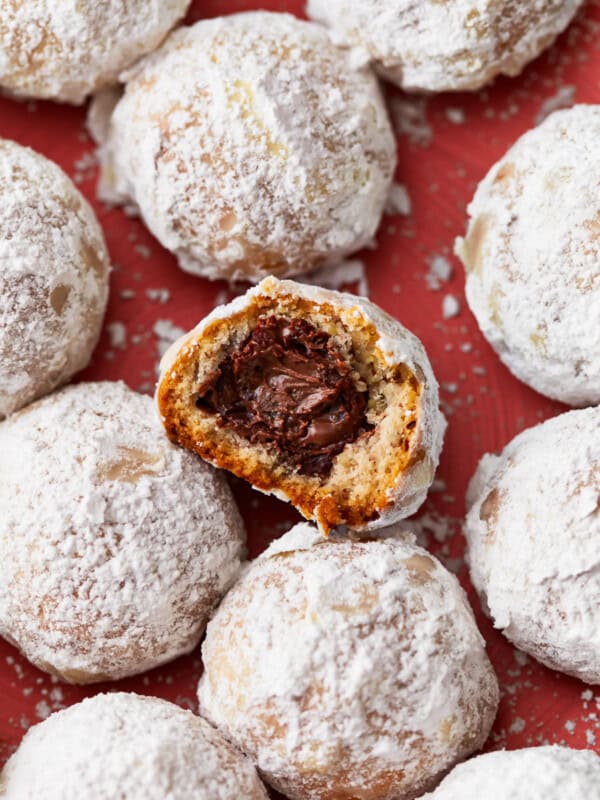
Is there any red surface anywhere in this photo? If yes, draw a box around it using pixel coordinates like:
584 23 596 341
1 0 600 776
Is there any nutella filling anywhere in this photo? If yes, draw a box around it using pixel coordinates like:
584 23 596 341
196 316 373 476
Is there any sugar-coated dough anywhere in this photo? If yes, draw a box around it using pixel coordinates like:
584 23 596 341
0 139 110 419
0 693 269 800
97 12 396 282
307 0 584 92
157 277 446 535
0 0 190 103
0 382 246 684
198 523 499 800
456 106 600 406
422 746 600 799
465 407 600 683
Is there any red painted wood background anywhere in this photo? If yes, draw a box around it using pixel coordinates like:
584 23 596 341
1 0 600 778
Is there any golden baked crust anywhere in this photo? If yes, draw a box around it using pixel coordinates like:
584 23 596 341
157 278 445 534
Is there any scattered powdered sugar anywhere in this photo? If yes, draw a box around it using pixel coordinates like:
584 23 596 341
154 319 187 359
0 382 246 683
535 85 576 125
385 182 412 216
388 96 433 146
426 255 453 290
442 294 461 319
107 321 127 349
199 524 498 800
300 259 369 297
146 288 171 304
1 693 268 799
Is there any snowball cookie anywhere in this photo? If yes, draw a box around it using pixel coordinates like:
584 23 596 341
0 382 245 684
198 524 499 800
157 277 445 536
97 11 396 283
0 139 110 419
456 106 600 406
465 406 600 683
421 745 600 799
0 693 269 800
307 0 584 93
0 1 191 104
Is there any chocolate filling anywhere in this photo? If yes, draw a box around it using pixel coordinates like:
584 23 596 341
196 316 373 477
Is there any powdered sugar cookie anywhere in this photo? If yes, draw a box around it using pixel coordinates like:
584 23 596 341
157 277 445 536
0 139 110 419
198 523 499 800
465 406 600 683
456 105 600 406
0 693 269 800
307 0 584 92
96 12 396 282
422 746 600 799
0 382 245 684
0 0 190 104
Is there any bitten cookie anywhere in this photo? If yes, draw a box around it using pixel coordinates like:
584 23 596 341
0 0 190 103
422 746 600 799
465 406 600 683
456 105 600 406
198 524 499 800
157 277 445 535
0 382 246 683
0 139 110 419
95 11 396 282
307 0 583 93
0 693 269 800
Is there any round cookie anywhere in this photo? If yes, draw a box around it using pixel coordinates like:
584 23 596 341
0 693 269 800
198 523 499 800
307 0 584 93
456 105 600 406
96 11 396 282
0 1 191 103
0 139 110 419
465 406 600 683
421 746 600 799
157 277 446 536
0 381 246 684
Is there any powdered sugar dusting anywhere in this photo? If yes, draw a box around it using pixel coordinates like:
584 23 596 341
2 693 268 799
0 1 191 103
307 1 584 92
466 407 600 683
0 382 246 683
98 12 396 283
199 524 498 800
0 138 110 418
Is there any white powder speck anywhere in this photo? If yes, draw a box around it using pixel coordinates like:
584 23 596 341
107 321 127 349
442 294 460 319
119 289 136 300
154 319 187 361
564 720 576 734
509 717 526 734
426 255 453 290
146 288 171 304
385 183 412 216
445 107 466 125
535 85 576 126
301 259 369 298
389 96 433 146
35 701 51 721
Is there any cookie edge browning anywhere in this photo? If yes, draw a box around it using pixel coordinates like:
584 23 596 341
157 277 445 535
